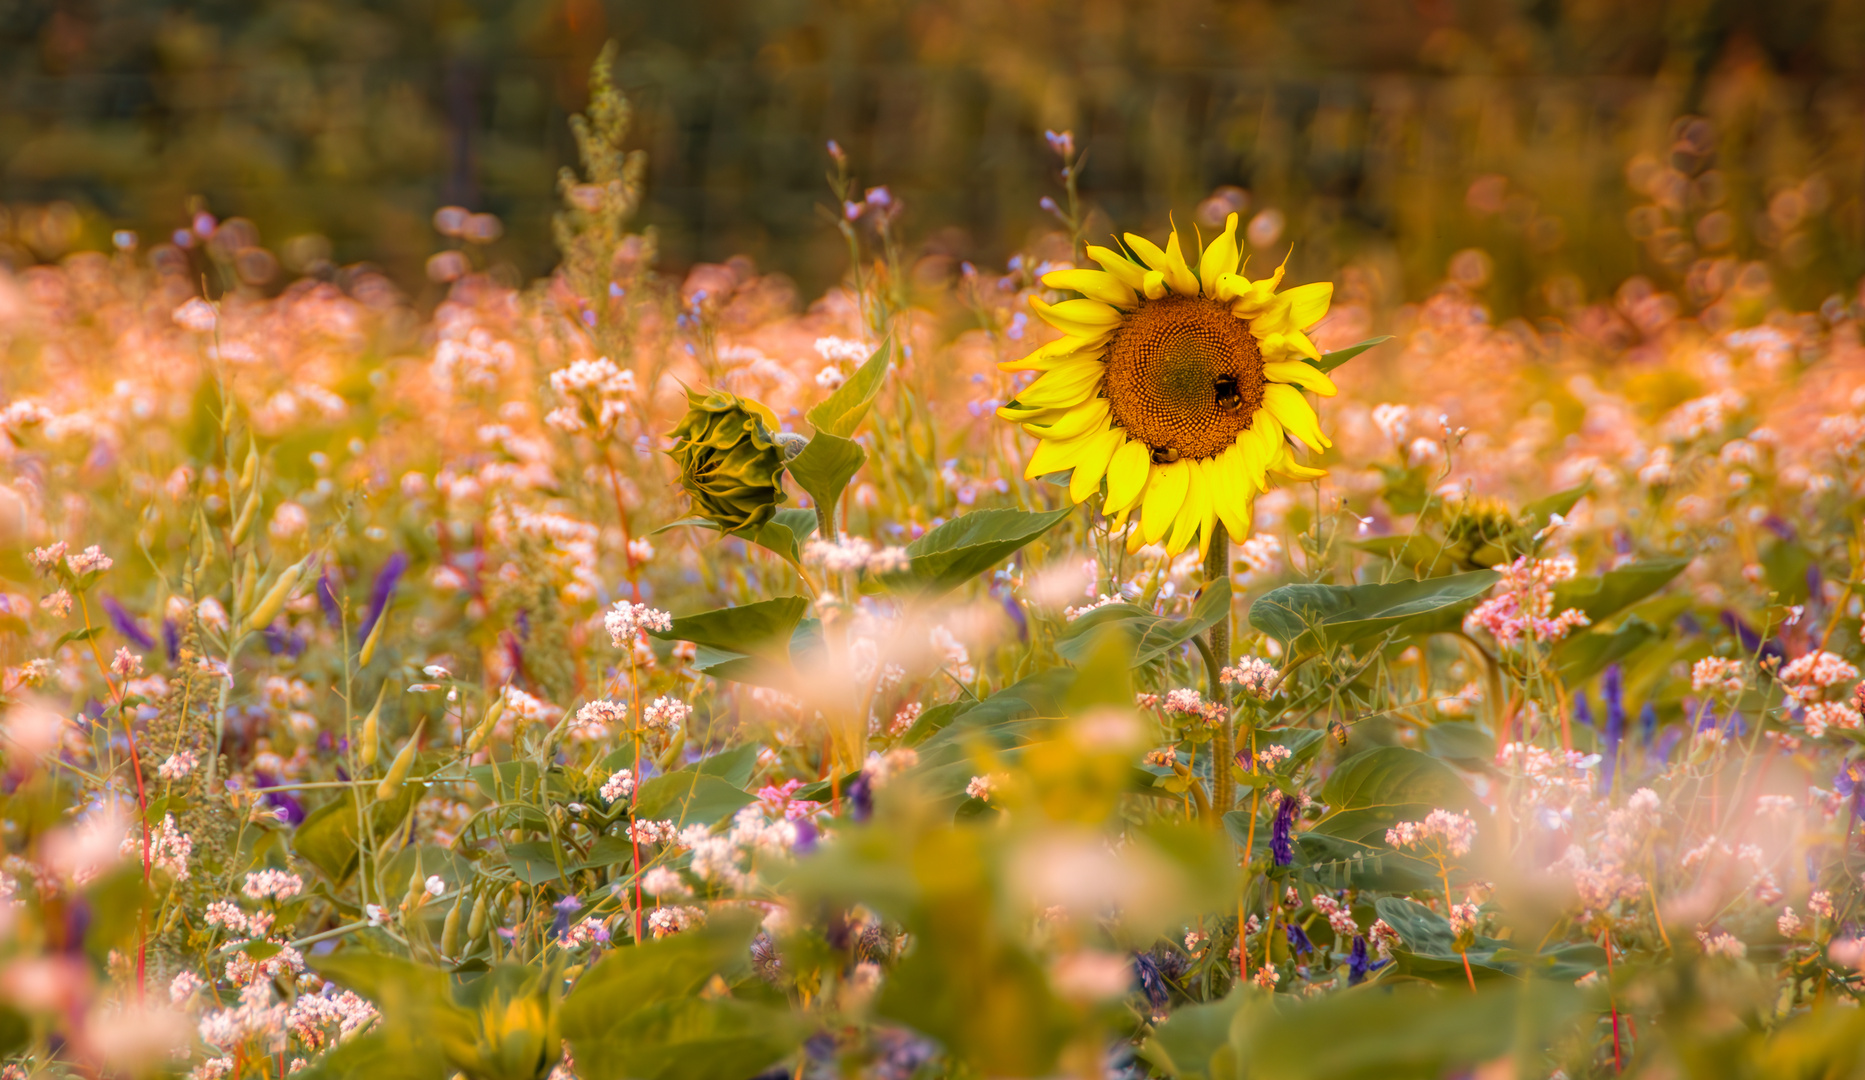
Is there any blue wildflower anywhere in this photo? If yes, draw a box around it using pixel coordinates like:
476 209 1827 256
1271 797 1298 867
102 596 155 650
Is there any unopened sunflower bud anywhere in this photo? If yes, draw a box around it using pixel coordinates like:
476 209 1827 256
441 894 464 956
466 693 507 755
467 891 489 941
358 606 388 668
665 389 790 534
359 684 387 767
376 721 423 802
241 558 304 635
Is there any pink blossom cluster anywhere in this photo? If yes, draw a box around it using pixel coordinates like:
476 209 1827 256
1690 657 1745 696
603 601 672 647
647 906 706 938
626 819 678 844
1462 553 1590 647
1448 902 1481 935
1311 894 1359 936
158 751 199 781
802 536 911 575
599 769 635 802
641 696 691 734
241 869 304 902
1221 657 1279 700
1385 809 1477 858
569 699 627 741
1368 918 1402 959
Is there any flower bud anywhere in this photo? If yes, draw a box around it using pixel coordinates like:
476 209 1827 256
665 389 790 534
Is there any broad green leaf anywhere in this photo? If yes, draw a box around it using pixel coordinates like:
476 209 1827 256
1294 832 1444 892
1141 990 1254 1080
1057 580 1231 669
1422 721 1495 763
880 507 1073 602
1521 480 1591 531
633 772 757 828
1312 746 1480 844
787 430 867 521
1553 614 1658 683
1239 978 1583 1079
293 779 426 883
654 507 818 565
651 596 809 667
1550 557 1689 623
1303 335 1393 374
1248 570 1498 658
503 840 570 886
570 998 803 1080
806 336 891 437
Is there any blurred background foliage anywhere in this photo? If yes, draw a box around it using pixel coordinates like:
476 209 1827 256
2 0 1864 311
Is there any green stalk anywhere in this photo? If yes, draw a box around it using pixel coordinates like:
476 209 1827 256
1205 526 1233 816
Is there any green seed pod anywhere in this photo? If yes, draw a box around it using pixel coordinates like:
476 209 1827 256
357 605 389 668
228 489 261 546
404 866 426 910
235 554 258 619
465 693 507 755
665 388 791 534
467 891 489 941
359 684 387 768
241 559 304 635
238 440 259 497
440 894 464 957
375 721 423 802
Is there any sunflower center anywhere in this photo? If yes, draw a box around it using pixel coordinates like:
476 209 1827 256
1102 294 1264 462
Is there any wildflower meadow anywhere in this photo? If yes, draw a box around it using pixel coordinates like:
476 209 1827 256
6 18 1865 1080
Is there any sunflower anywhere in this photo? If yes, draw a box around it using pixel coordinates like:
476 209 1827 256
996 214 1335 557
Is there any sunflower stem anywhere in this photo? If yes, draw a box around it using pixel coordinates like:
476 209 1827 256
1204 526 1233 816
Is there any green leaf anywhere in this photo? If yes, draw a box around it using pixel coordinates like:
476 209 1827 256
293 782 425 883
503 840 570 886
1311 746 1480 844
651 596 809 667
1553 614 1659 683
787 431 867 521
1520 480 1591 532
656 508 818 565
1422 722 1495 764
1550 557 1689 623
1294 832 1445 892
806 336 891 437
633 773 757 828
879 507 1073 602
1240 978 1583 1079
1247 570 1498 658
1057 580 1230 669
52 625 103 651
1141 990 1254 1080
1304 335 1392 374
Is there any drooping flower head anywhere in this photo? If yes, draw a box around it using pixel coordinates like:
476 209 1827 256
996 215 1336 556
665 389 798 534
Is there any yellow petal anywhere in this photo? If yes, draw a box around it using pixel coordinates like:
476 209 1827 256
1087 244 1149 290
999 336 1105 373
1123 231 1199 296
1015 358 1103 409
1126 519 1149 555
1280 281 1333 330
1167 459 1211 556
1030 296 1122 338
1199 212 1241 297
1025 397 1110 440
1211 445 1250 541
1140 459 1190 545
1263 384 1331 452
1270 445 1329 482
1042 268 1137 307
1024 425 1106 480
1258 330 1322 363
1069 427 1126 503
996 402 1061 423
1237 413 1282 490
1103 438 1151 512
1262 360 1337 397
1142 270 1169 300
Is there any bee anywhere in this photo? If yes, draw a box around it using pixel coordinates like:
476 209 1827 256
1214 376 1243 414
1150 445 1181 465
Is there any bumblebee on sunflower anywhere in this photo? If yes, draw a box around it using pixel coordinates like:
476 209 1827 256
996 214 1335 558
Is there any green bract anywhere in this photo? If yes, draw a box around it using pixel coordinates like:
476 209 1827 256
665 389 794 535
